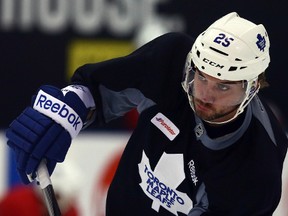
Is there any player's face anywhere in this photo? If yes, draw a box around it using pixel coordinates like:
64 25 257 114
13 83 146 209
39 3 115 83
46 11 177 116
191 69 246 123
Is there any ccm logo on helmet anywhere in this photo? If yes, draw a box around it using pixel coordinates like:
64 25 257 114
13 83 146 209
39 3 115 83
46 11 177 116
33 90 83 138
203 58 224 69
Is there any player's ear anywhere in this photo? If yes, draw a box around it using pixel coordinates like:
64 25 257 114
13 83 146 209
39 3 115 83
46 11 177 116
258 72 269 89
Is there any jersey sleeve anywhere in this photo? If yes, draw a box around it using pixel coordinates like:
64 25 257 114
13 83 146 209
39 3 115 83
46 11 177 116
70 32 194 124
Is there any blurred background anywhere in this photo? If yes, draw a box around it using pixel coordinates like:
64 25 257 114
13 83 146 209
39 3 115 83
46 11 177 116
0 0 287 215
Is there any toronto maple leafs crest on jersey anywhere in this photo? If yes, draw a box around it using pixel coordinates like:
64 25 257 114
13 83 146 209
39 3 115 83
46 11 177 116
138 151 193 215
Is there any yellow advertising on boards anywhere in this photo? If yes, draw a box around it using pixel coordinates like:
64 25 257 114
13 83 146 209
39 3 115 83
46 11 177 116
66 39 136 79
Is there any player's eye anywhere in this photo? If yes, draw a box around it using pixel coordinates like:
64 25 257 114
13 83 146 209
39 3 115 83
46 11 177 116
197 73 206 82
217 83 230 91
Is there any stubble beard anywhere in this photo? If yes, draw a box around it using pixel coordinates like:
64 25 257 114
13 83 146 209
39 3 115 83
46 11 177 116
194 98 239 122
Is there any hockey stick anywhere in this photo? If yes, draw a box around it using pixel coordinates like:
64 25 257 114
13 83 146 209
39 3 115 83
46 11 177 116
36 160 62 216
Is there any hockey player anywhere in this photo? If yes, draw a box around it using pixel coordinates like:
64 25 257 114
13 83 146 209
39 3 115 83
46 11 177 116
6 12 288 215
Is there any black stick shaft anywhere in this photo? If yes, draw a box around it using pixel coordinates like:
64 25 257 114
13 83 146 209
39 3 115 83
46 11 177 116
42 184 61 216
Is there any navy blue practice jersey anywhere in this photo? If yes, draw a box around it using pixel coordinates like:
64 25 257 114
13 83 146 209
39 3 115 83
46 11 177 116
71 32 288 216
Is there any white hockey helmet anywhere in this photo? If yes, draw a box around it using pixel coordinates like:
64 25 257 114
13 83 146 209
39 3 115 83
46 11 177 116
183 12 270 124
191 12 270 81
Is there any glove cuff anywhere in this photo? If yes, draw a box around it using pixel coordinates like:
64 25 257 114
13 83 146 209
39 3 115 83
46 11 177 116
61 85 95 109
61 85 96 128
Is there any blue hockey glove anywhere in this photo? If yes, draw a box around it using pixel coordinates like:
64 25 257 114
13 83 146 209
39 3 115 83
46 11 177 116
6 85 95 184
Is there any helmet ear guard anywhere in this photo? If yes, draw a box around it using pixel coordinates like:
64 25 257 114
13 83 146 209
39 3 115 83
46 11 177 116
183 12 270 124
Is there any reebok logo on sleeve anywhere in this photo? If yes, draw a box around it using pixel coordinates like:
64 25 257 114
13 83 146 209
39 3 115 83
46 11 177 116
33 90 83 139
